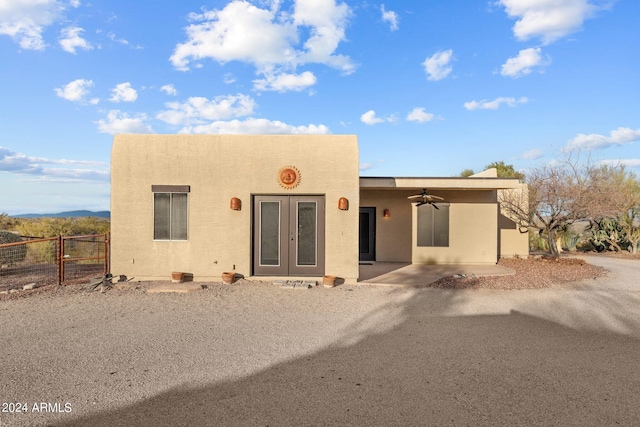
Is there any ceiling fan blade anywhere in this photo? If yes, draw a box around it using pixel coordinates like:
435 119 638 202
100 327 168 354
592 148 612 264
407 195 422 199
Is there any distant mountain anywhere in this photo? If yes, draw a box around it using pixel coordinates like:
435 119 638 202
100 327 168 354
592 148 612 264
14 210 110 219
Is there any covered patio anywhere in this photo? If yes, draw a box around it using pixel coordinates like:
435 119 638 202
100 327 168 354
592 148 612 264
358 262 515 287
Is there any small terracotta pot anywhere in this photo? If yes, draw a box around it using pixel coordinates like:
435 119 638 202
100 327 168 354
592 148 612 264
222 272 236 284
322 275 336 288
171 272 185 283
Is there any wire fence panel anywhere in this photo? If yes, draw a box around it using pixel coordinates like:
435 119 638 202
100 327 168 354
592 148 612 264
62 234 109 284
0 237 59 292
0 234 109 292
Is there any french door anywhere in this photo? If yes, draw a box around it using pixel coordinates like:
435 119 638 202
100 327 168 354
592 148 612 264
253 195 325 276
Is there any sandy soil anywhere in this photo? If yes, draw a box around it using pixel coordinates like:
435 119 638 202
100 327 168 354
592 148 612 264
1 255 639 426
0 254 612 301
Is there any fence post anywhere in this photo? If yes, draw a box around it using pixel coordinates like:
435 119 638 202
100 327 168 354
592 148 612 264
57 235 62 285
104 233 109 275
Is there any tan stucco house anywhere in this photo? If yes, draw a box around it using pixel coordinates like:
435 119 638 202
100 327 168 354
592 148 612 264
110 134 527 283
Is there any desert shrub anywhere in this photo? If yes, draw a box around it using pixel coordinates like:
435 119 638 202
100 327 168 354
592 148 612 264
529 229 548 251
16 217 110 238
0 231 27 267
0 213 18 231
576 240 597 252
558 230 582 251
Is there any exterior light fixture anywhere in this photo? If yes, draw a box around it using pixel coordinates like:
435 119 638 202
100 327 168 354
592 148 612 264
383 209 390 218
338 197 349 210
230 197 241 211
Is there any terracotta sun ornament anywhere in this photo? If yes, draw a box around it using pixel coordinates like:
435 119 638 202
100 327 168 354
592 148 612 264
278 166 301 189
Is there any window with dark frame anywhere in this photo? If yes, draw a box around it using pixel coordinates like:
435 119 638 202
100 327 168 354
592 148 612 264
152 185 189 241
417 203 449 247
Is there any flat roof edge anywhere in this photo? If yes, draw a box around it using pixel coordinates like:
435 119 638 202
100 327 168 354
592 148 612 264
359 176 524 190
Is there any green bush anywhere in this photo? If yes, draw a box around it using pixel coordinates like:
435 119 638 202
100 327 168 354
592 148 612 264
0 231 27 267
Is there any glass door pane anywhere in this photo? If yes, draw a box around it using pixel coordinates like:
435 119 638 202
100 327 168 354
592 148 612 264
296 201 317 266
260 201 280 266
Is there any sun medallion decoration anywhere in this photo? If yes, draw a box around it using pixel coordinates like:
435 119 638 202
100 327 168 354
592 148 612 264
278 166 301 189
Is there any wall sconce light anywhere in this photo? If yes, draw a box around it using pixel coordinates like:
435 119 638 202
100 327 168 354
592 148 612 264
383 209 390 218
338 197 349 210
230 197 241 211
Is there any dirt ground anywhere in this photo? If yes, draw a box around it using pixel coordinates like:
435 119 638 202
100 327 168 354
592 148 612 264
0 253 626 301
1 254 639 427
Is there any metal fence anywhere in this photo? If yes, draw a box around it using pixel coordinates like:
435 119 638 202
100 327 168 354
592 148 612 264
0 234 109 292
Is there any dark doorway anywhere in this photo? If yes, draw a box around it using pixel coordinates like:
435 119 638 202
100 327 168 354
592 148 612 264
359 207 376 262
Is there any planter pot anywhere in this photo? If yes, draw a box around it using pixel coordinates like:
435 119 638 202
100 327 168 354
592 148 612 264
222 272 236 284
322 275 337 288
171 272 185 283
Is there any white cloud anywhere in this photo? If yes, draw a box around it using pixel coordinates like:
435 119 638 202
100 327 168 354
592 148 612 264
291 0 353 72
180 118 330 135
406 107 435 123
423 49 453 81
360 110 396 125
96 110 153 134
59 26 92 54
170 0 355 81
564 127 640 151
520 149 544 160
464 96 528 110
223 73 237 84
359 159 384 171
109 82 138 103
0 0 63 50
501 47 550 78
160 84 178 96
107 32 142 49
0 146 109 182
54 78 94 102
381 5 398 31
156 94 256 126
253 71 317 92
497 0 604 45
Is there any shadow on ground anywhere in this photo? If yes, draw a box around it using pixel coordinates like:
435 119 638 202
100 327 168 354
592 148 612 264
55 288 640 427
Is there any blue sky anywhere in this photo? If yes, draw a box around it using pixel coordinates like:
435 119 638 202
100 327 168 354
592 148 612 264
1 0 638 215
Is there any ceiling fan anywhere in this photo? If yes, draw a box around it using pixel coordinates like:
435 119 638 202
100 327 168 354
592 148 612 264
407 188 444 209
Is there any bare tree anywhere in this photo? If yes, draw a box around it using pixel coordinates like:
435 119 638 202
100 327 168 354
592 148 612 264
501 155 640 257
500 161 590 258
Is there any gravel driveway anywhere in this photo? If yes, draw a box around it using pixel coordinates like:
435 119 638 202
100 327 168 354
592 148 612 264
1 256 639 426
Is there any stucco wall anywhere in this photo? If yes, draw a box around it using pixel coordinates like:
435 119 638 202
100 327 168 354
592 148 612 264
360 189 501 265
359 190 413 262
111 134 360 282
410 190 499 265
